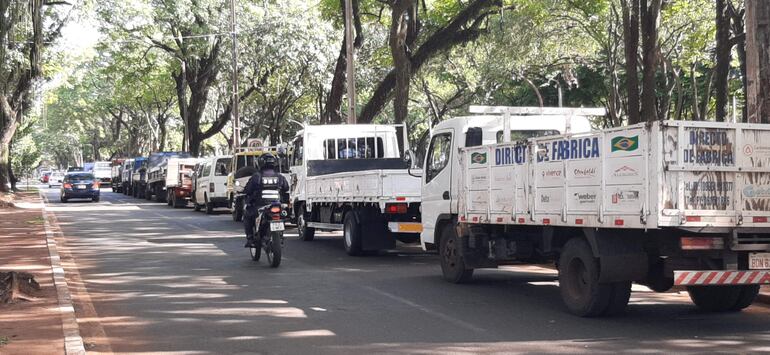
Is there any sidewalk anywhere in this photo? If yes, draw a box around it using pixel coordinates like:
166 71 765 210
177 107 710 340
0 191 65 354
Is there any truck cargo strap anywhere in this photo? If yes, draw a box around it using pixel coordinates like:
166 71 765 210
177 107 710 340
674 270 770 286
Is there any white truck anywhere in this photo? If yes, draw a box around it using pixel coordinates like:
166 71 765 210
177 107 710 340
92 161 112 186
290 124 422 255
422 105 770 316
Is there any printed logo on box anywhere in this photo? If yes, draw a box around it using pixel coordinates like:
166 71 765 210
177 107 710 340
744 185 770 198
611 136 639 152
611 190 640 204
574 192 597 204
573 168 596 178
471 152 487 164
612 165 639 178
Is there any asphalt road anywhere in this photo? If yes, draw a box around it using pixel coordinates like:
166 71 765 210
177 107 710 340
43 187 770 354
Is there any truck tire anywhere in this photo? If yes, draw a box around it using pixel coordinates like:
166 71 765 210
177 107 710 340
439 224 474 283
154 186 165 203
205 195 214 215
144 187 153 201
232 197 244 222
297 208 315 241
194 201 202 212
687 285 743 312
166 189 173 206
731 285 760 311
558 238 612 317
343 212 363 256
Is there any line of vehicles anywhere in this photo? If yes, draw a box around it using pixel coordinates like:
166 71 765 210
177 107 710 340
81 105 770 316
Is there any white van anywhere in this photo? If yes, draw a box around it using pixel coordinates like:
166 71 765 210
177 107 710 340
192 155 232 214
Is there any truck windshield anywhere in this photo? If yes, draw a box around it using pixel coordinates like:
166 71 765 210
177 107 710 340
215 158 231 176
496 130 560 143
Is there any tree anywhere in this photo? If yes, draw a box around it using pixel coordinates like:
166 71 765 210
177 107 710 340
622 0 641 124
0 1 44 192
745 0 770 123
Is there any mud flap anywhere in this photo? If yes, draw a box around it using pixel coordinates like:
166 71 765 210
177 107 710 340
583 228 648 283
357 210 395 251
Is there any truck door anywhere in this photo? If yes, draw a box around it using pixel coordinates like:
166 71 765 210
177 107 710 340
421 129 454 246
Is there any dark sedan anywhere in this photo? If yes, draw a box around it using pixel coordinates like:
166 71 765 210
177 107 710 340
60 172 100 203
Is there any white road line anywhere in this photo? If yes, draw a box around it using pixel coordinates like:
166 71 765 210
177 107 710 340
40 192 86 355
363 285 487 334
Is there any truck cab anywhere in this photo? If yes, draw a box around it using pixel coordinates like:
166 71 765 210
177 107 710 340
420 106 593 251
227 141 289 222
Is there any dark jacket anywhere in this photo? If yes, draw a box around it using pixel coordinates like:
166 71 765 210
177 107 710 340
243 169 289 209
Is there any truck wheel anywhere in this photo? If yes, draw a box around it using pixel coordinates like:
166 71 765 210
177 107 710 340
558 238 612 317
731 285 760 311
232 197 244 222
205 195 214 215
687 286 742 312
297 209 315 241
439 224 474 283
144 188 153 201
194 201 202 212
166 190 173 206
154 186 165 203
343 212 363 256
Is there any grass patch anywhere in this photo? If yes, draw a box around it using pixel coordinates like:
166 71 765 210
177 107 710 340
0 336 8 346
26 217 45 225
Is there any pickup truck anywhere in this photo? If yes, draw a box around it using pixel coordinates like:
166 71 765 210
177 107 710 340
145 152 195 204
423 105 770 317
289 124 422 255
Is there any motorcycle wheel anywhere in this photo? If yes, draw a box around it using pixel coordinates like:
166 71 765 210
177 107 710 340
249 245 261 261
265 232 282 268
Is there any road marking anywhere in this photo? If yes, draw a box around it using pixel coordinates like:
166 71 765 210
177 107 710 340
363 286 486 334
40 192 86 355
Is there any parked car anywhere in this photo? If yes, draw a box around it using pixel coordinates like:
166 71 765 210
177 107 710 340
60 172 100 203
48 172 64 188
40 171 52 183
192 155 232 214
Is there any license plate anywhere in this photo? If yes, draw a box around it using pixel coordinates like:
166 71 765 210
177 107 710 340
749 253 770 270
270 222 285 232
77 184 86 189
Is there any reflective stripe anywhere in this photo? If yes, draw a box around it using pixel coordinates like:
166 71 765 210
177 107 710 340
674 270 770 285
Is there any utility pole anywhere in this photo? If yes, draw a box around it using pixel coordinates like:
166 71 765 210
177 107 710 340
344 0 356 124
230 0 241 149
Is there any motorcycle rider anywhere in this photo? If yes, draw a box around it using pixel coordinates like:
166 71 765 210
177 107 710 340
243 152 290 248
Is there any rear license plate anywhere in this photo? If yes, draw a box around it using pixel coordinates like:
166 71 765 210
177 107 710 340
77 184 87 189
270 222 285 232
749 253 770 270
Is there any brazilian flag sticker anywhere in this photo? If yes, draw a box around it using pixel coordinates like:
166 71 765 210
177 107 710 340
471 152 487 164
611 136 639 152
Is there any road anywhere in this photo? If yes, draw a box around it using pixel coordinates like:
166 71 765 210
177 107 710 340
43 187 770 354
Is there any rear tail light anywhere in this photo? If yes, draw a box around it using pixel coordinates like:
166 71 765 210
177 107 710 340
680 237 725 250
63 183 72 189
753 216 768 223
210 182 215 193
93 182 99 188
385 203 408 214
685 216 701 222
270 206 281 213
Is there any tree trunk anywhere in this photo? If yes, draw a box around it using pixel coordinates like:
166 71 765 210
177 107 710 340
640 0 661 122
323 0 362 124
390 0 418 124
622 0 641 125
746 0 770 123
715 0 732 122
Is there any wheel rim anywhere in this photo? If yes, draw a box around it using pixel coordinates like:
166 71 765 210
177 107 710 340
565 257 590 300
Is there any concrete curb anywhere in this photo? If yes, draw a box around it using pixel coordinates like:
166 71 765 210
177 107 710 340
40 193 86 355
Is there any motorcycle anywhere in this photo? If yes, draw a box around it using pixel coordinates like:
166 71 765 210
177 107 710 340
250 202 287 267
